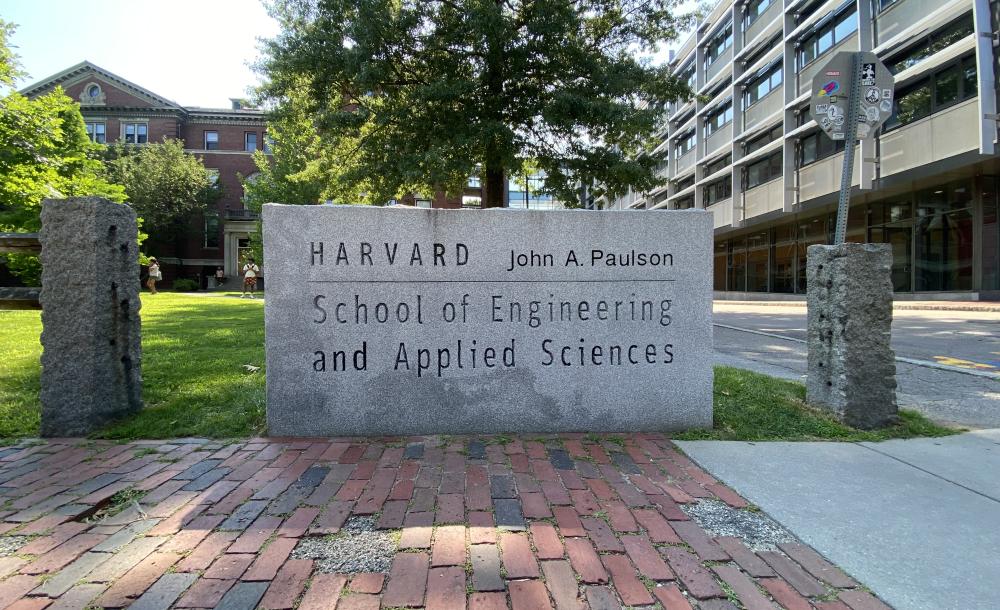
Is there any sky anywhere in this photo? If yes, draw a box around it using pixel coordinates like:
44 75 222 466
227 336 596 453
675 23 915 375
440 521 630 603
3 0 280 108
2 0 695 107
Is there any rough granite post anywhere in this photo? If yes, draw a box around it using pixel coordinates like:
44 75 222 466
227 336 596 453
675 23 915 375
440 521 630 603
806 243 897 429
39 197 142 436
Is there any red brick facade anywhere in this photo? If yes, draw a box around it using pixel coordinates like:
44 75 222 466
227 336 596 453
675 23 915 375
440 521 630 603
22 62 268 287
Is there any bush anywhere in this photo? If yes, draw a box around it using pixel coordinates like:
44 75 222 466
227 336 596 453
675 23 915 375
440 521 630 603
172 278 199 292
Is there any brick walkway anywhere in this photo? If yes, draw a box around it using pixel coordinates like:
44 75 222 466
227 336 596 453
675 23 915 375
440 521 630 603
0 435 893 609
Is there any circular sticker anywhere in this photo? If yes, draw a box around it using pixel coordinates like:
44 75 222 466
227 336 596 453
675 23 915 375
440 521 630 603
834 115 845 126
864 105 880 122
864 88 880 104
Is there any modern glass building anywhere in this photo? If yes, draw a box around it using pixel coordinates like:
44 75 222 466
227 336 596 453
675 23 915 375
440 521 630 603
599 0 1000 298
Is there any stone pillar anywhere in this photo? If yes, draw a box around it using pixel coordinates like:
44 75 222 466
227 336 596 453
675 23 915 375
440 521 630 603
806 243 897 429
39 197 142 436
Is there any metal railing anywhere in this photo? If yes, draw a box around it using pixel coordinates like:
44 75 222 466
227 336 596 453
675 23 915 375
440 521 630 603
0 232 42 309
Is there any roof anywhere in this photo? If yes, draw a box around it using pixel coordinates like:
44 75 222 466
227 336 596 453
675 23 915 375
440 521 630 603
18 61 265 122
19 61 185 109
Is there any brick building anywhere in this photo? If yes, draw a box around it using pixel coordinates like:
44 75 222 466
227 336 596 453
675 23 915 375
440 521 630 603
21 61 268 286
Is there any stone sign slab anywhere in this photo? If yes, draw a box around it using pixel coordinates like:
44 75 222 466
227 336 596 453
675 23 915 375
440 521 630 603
263 204 713 436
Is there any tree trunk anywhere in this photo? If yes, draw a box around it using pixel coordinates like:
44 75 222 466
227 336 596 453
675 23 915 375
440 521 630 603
483 163 505 208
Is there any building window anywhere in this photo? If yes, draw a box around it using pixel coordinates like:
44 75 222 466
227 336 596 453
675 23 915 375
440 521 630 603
462 196 482 208
744 124 783 155
744 0 773 30
244 132 257 152
207 169 220 186
85 122 106 144
205 131 219 150
704 22 733 69
467 175 481 188
675 175 695 192
263 134 273 154
796 3 858 70
742 63 782 110
797 130 846 167
704 154 732 176
124 123 147 144
703 177 732 205
885 55 977 130
888 15 974 74
743 151 782 190
674 130 696 159
674 196 695 210
703 101 733 138
414 199 432 208
676 62 696 92
204 212 220 248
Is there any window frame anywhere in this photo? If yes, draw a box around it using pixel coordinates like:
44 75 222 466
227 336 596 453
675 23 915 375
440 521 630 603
886 14 974 75
204 211 220 249
703 100 734 138
883 54 978 132
674 130 696 159
742 62 783 110
744 0 773 30
244 131 257 152
744 124 783 155
705 154 732 176
795 2 858 71
123 122 148 144
703 177 733 206
204 131 219 150
704 21 734 69
796 130 846 168
85 121 106 144
743 151 783 190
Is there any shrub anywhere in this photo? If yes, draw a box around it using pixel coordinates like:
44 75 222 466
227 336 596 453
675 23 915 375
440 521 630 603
172 278 199 292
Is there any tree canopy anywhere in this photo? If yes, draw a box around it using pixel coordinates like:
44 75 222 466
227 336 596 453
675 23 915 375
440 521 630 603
0 20 125 282
103 139 220 239
257 0 695 207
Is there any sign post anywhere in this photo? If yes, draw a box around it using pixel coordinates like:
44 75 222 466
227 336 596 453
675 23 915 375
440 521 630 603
810 51 894 243
806 51 899 430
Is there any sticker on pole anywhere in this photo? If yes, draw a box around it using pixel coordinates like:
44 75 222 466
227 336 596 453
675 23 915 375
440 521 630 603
810 51 894 141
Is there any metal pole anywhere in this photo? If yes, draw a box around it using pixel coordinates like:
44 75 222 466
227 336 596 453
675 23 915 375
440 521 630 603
834 52 862 245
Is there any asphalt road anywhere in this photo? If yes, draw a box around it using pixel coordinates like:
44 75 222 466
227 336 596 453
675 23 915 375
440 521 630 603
712 303 1000 427
714 303 1000 370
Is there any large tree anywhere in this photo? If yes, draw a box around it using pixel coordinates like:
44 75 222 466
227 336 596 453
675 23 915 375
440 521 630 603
0 20 125 283
104 139 220 240
257 0 694 208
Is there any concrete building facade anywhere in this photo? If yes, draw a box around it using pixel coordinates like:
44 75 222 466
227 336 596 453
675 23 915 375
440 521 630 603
602 0 1000 299
21 62 268 286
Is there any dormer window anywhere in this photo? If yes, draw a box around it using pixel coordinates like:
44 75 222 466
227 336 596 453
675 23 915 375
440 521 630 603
79 82 105 105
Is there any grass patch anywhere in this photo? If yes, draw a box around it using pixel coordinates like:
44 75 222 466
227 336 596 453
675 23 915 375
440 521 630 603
673 366 959 442
0 295 958 442
0 293 265 440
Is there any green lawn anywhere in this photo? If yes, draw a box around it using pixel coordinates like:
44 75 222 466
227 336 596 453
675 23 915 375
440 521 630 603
0 292 955 441
0 292 266 440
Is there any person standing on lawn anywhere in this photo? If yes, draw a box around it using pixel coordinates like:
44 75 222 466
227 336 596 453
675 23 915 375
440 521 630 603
146 257 161 294
215 266 225 287
242 257 260 298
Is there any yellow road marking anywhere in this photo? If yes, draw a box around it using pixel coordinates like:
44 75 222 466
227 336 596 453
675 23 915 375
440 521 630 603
933 356 997 370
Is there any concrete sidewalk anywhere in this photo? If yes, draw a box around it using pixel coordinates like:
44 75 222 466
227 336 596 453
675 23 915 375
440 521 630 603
678 429 1000 610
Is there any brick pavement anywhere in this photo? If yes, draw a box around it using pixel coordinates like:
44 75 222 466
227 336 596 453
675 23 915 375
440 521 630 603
0 435 892 609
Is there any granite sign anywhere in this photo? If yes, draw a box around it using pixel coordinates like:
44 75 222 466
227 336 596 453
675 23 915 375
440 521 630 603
263 205 713 436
